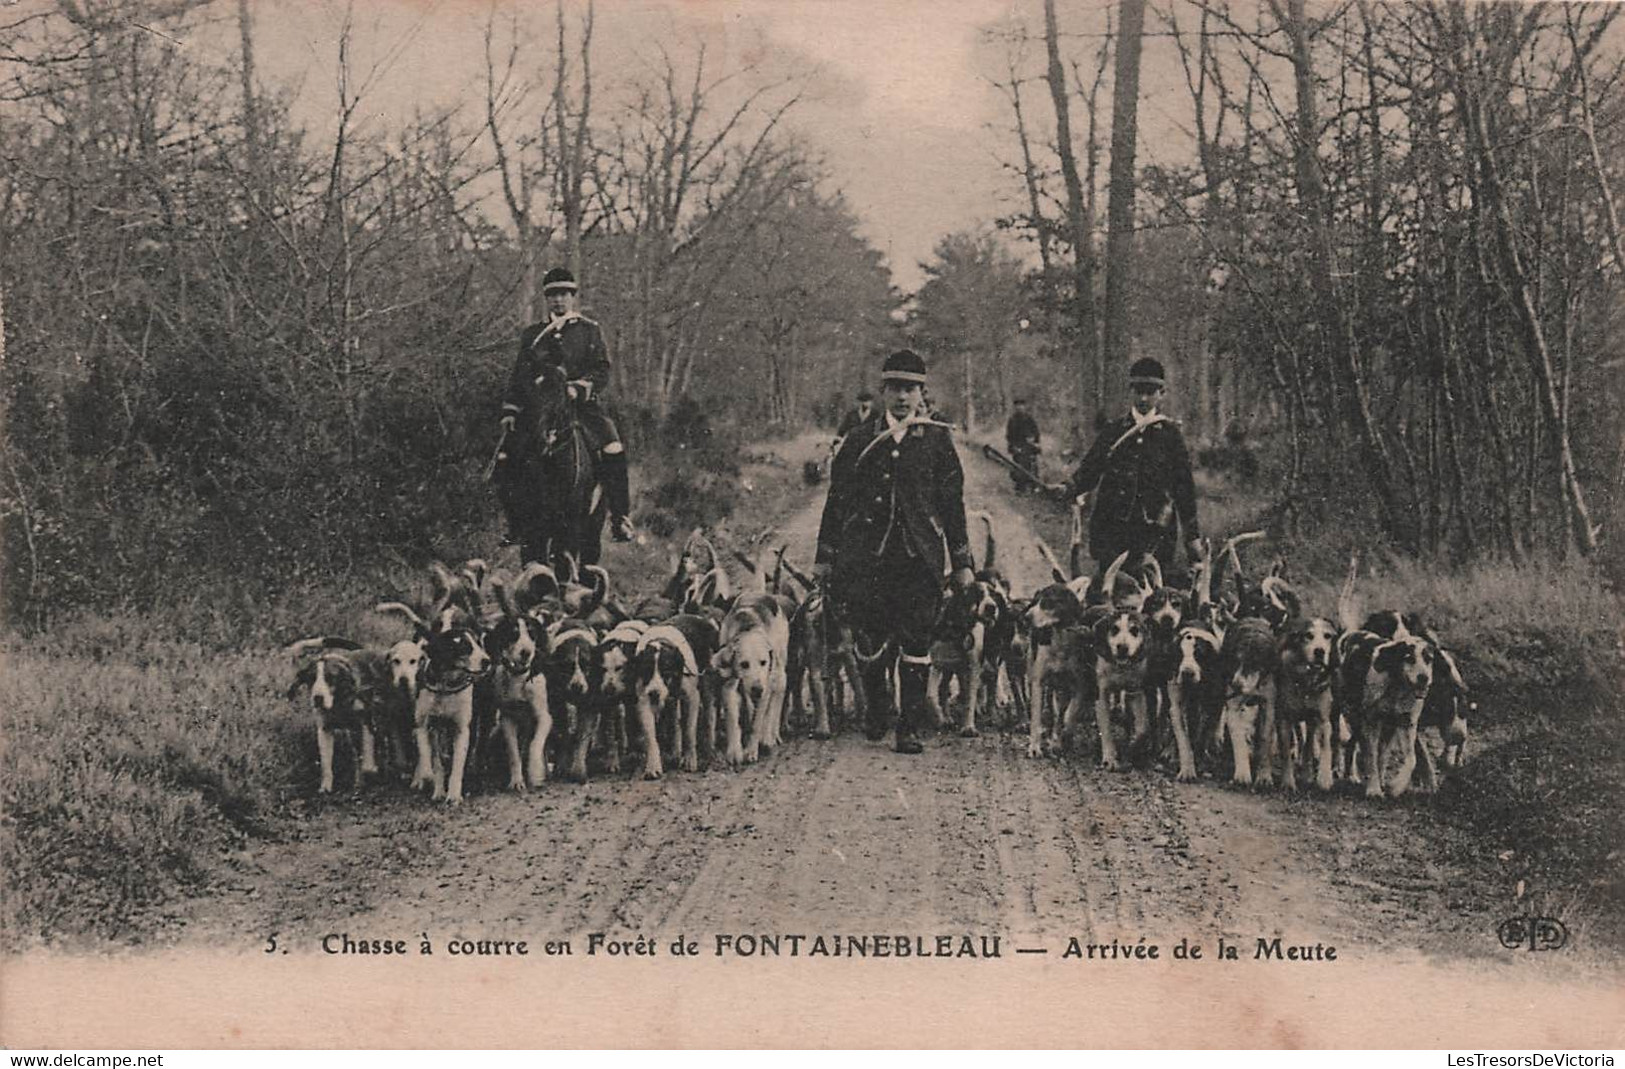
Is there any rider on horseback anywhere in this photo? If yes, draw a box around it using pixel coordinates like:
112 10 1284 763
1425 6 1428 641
499 267 635 544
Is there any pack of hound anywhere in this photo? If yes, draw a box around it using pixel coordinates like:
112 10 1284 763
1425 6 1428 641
1016 532 1473 798
284 521 1472 803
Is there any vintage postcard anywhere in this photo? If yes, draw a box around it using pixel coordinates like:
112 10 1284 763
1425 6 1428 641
2 0 1622 1050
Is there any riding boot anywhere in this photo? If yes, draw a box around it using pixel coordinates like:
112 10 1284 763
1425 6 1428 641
894 653 929 754
599 448 631 517
599 447 635 541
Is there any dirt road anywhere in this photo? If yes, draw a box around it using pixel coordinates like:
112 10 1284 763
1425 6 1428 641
167 443 1565 971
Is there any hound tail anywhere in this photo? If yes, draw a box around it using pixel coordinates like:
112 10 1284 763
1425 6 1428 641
1035 536 1068 584
975 510 996 573
1337 551 1362 633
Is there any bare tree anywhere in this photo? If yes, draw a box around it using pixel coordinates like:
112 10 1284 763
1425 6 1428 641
1101 0 1147 377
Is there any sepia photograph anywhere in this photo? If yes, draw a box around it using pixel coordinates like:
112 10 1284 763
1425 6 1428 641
1 0 1622 1050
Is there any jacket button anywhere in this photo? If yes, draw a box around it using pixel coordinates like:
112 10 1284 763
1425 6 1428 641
891 450 900 458
875 496 884 504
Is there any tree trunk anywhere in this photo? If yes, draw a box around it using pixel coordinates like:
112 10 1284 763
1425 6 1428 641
1282 0 1407 547
1102 0 1146 379
1449 6 1599 555
1042 0 1096 419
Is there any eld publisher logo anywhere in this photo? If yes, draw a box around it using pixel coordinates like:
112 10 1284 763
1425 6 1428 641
1497 915 1569 952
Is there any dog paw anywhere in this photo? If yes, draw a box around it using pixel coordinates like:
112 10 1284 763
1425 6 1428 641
643 766 664 781
445 794 464 806
681 756 699 773
1175 766 1197 783
1026 742 1043 759
959 725 980 739
509 778 527 793
1099 756 1122 772
811 729 832 741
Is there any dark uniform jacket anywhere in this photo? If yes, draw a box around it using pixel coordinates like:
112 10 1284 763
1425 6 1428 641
817 413 975 583
502 313 611 429
1005 410 1040 454
1063 412 1200 560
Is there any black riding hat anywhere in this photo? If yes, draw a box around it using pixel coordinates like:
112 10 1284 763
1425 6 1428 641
542 267 579 294
881 349 928 385
1128 357 1166 388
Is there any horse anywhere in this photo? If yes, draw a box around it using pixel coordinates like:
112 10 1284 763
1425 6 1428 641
495 362 606 571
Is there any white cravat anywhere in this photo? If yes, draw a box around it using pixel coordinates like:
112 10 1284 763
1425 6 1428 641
1131 405 1160 429
886 411 908 443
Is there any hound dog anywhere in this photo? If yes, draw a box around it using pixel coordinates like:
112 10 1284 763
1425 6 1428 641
1138 563 1190 768
371 636 425 780
1353 609 1468 789
927 578 1000 737
1335 628 1435 798
633 614 719 778
1090 597 1153 772
713 592 794 765
593 618 651 776
544 618 600 783
286 637 389 794
1024 581 1090 758
987 592 1030 731
1274 615 1339 791
411 621 493 804
1414 646 1472 790
786 588 865 740
480 583 553 790
1167 621 1224 781
1219 616 1280 786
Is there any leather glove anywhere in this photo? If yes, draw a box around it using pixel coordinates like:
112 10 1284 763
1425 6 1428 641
952 567 975 590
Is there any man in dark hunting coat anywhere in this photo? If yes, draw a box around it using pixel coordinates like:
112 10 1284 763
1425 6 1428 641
499 267 635 543
1050 357 1202 580
1004 398 1041 492
814 350 975 754
835 389 875 441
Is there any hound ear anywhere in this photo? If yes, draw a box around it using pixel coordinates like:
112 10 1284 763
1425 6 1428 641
1372 641 1403 675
